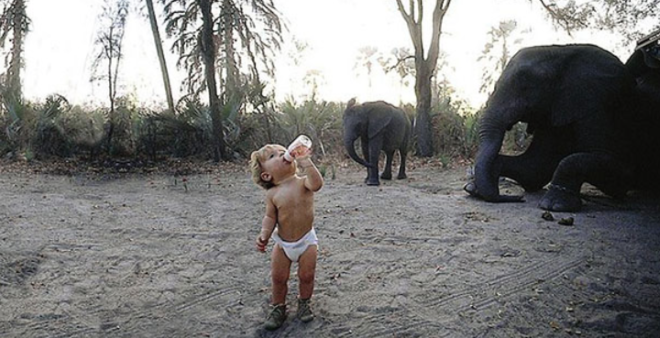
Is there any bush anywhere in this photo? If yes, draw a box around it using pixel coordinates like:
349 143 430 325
65 105 106 159
32 94 76 158
0 87 505 167
502 122 532 155
430 93 481 160
240 97 344 157
144 97 213 158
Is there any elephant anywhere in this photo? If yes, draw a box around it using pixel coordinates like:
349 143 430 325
343 99 411 186
464 36 660 212
624 32 660 191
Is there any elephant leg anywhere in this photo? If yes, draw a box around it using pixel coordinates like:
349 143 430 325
361 137 371 184
381 151 394 180
397 149 407 179
366 137 383 186
500 128 571 191
539 152 631 211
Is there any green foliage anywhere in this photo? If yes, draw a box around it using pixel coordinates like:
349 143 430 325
134 96 245 159
274 98 343 156
1 88 30 155
502 122 532 155
430 84 481 160
1 89 491 166
0 0 29 99
106 96 142 157
64 105 105 158
1 91 81 159
145 97 214 158
32 94 76 157
478 20 528 95
239 97 344 157
534 0 660 41
162 0 283 98
276 100 344 155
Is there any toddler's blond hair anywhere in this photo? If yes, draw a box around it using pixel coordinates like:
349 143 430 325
249 144 287 189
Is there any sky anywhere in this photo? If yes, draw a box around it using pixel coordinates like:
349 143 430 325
19 0 630 109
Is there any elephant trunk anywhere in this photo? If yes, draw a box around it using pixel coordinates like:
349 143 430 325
344 134 371 168
472 124 522 202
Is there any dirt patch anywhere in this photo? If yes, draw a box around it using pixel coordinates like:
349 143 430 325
1 161 659 337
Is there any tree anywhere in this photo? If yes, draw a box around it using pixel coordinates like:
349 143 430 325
0 0 28 101
478 20 528 95
532 0 660 41
303 69 324 100
385 47 415 90
198 0 227 161
354 45 379 89
145 0 176 113
91 0 129 154
163 0 282 98
161 0 283 161
478 20 533 152
396 0 452 157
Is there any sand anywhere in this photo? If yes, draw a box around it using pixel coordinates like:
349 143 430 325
1 161 659 337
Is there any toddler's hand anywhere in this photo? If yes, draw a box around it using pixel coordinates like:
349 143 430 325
256 236 268 252
294 147 312 161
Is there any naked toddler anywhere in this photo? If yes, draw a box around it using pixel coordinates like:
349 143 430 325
249 142 323 330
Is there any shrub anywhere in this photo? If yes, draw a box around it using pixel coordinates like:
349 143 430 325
430 93 480 160
240 97 344 157
32 94 76 158
65 105 106 159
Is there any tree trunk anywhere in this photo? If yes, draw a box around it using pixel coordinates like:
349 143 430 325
414 61 434 156
221 0 240 107
396 0 451 158
145 0 175 114
199 0 228 162
6 0 25 100
105 29 115 154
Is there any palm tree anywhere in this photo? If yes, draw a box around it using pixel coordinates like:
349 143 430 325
146 0 176 113
0 0 29 101
198 0 227 161
161 0 283 162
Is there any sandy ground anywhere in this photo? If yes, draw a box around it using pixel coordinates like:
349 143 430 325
1 160 659 338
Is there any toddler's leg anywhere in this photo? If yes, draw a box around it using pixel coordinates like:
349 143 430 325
297 245 317 300
296 245 317 323
271 244 291 305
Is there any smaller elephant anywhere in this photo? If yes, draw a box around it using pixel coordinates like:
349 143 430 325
343 99 411 186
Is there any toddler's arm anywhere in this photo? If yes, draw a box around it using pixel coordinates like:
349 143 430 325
256 197 277 252
297 156 324 192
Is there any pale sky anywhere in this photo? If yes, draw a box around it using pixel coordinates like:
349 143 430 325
20 0 628 109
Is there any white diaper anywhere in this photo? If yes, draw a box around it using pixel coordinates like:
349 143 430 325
272 228 318 262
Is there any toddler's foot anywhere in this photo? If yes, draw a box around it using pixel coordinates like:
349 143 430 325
297 298 314 323
264 303 286 330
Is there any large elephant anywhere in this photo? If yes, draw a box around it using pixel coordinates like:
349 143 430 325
343 99 411 186
465 35 660 212
625 32 660 191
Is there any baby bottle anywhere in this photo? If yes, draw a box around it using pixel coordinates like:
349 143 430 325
284 135 312 162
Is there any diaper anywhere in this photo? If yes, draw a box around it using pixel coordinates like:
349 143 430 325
272 228 318 262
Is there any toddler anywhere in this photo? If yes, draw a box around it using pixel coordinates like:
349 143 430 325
249 143 323 330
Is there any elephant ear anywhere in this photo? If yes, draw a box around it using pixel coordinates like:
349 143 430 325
368 107 393 138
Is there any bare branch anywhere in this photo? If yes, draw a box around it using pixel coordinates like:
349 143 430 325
386 54 415 73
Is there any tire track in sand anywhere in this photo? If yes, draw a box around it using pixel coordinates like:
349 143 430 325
408 256 586 320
